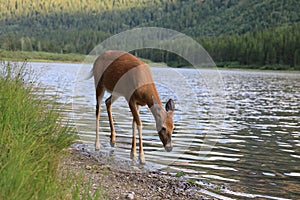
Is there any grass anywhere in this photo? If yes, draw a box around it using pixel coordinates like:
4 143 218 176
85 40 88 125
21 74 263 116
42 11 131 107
175 171 185 178
0 49 85 63
216 61 300 71
0 61 105 199
2 49 299 70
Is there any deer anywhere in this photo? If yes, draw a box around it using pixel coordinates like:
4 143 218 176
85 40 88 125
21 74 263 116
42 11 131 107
87 50 175 164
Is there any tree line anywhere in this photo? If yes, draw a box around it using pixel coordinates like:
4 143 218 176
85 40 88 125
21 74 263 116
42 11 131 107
1 0 300 69
199 24 300 69
131 24 300 69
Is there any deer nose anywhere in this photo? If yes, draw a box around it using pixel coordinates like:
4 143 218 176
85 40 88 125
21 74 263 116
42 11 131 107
165 143 173 152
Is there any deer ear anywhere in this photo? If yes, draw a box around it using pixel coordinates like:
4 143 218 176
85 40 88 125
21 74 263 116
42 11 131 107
165 99 175 112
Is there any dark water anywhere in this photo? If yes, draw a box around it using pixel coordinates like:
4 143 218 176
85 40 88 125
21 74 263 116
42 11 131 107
30 62 300 200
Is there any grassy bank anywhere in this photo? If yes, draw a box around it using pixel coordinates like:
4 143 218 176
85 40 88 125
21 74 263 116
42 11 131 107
1 49 299 70
216 61 300 71
0 49 85 63
0 61 104 199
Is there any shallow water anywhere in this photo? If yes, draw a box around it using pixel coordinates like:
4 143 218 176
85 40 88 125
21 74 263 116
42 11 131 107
30 62 300 200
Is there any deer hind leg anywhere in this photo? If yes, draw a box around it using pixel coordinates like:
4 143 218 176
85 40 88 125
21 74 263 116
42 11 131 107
129 101 145 164
95 86 104 151
131 116 137 161
105 95 118 147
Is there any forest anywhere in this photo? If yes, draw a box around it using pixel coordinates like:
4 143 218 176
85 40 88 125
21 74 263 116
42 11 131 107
1 0 300 69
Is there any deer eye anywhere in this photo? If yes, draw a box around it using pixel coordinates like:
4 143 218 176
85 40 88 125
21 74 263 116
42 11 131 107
161 127 166 131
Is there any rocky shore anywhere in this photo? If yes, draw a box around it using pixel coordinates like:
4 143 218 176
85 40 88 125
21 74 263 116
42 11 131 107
62 145 210 200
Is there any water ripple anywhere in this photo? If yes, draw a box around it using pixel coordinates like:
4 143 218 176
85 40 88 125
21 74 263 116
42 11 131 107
29 62 300 200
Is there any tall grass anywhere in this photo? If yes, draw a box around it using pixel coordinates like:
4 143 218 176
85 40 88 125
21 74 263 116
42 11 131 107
0 61 104 199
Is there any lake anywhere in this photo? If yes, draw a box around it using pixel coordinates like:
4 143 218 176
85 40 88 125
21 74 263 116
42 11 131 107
29 62 300 200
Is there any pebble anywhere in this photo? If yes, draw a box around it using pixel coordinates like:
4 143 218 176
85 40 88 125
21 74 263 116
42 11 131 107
100 165 110 170
85 165 92 170
126 192 135 200
68 149 210 200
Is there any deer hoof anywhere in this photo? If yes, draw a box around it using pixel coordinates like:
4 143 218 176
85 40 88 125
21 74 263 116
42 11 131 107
139 154 145 165
110 132 116 144
95 142 100 151
130 151 136 160
110 142 115 147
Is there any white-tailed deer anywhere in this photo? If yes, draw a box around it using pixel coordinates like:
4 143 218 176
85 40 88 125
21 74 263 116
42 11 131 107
88 50 175 164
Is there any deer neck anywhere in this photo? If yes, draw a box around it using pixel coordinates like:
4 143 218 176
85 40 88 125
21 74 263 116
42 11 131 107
150 102 167 131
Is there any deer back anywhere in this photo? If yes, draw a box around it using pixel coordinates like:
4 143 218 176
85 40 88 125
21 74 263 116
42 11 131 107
93 51 160 104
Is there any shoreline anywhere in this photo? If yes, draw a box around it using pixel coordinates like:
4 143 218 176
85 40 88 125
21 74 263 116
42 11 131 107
1 50 300 71
63 144 210 200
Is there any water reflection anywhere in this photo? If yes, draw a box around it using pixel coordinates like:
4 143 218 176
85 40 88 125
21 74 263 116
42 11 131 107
30 62 300 200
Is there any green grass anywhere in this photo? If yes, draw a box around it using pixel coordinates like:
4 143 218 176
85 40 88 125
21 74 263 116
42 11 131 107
216 61 300 71
0 61 104 199
2 49 300 70
0 49 85 63
175 171 185 178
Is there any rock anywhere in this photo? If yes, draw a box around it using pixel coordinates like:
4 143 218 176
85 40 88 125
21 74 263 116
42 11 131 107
92 183 98 190
85 165 92 170
100 165 110 171
64 150 210 200
126 192 135 200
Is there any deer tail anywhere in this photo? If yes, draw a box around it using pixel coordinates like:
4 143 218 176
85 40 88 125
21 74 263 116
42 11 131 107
84 68 93 80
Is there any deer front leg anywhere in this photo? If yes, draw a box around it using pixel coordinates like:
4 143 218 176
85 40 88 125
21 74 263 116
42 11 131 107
138 123 145 164
129 102 145 164
130 105 141 161
136 105 145 163
105 95 117 147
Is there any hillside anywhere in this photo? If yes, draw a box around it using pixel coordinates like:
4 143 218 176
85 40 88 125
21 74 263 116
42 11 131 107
0 0 300 68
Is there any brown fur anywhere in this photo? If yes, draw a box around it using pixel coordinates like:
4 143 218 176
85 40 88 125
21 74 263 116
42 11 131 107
91 50 174 164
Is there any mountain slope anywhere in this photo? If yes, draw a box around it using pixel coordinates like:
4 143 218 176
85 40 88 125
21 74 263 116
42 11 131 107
0 0 299 68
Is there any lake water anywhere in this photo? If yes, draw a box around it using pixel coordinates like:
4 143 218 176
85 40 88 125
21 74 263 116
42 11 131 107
29 62 300 200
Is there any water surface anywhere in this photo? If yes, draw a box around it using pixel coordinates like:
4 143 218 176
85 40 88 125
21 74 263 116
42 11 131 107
30 62 300 200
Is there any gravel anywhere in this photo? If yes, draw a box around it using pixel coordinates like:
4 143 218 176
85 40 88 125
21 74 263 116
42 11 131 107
61 145 211 200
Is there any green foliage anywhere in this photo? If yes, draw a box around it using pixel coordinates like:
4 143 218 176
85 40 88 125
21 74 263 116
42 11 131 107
131 49 190 68
0 0 300 69
175 171 185 177
0 62 103 199
199 24 300 69
187 178 195 184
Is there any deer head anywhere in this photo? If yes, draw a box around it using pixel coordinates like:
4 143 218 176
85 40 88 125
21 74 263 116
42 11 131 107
151 98 175 152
